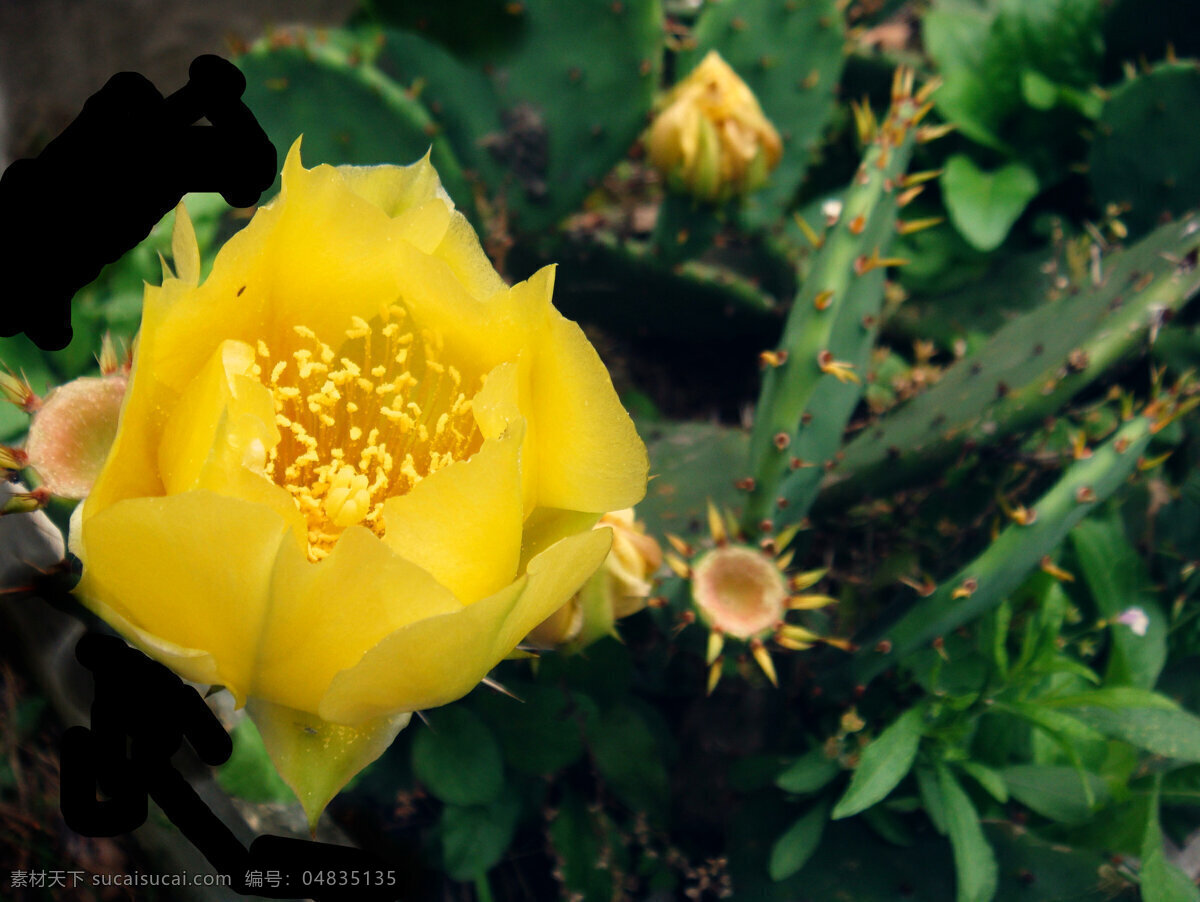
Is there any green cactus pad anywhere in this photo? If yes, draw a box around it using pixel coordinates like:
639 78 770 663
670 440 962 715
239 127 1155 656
521 231 783 344
1088 60 1200 236
742 76 926 532
380 0 663 235
681 0 846 230
854 414 1154 685
636 421 750 541
237 35 474 215
820 213 1200 511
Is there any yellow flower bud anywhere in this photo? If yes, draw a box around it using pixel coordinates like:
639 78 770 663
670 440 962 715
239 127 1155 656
646 50 783 203
526 508 662 651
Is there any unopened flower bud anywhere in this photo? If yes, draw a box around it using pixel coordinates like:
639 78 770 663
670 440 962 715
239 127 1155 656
526 509 662 651
24 372 128 499
1114 606 1149 637
646 51 782 203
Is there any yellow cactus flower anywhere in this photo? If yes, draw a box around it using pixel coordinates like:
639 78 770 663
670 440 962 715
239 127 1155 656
526 508 662 650
646 50 783 203
69 140 648 827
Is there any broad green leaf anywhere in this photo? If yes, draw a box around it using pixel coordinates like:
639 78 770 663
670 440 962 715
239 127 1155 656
440 788 522 882
472 680 598 776
1001 765 1110 824
776 748 841 796
832 707 924 819
769 800 829 882
1140 775 1200 902
938 764 998 902
589 704 669 822
1071 513 1168 689
991 701 1106 744
1067 707 1200 763
942 155 1039 252
412 705 504 806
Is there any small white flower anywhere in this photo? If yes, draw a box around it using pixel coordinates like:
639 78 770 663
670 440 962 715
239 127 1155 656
1114 607 1149 637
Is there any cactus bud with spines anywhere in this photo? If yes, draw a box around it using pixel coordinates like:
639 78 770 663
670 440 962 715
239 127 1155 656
666 501 850 693
646 51 783 204
1 335 131 513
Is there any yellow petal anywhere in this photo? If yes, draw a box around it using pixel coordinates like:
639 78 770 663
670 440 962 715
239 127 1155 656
171 200 200 285
433 211 508 301
319 527 613 724
73 491 296 704
255 526 463 713
380 424 524 603
519 507 602 570
335 149 446 219
84 279 196 515
472 360 538 514
141 141 424 397
157 340 269 491
153 339 302 533
531 310 648 512
248 698 410 832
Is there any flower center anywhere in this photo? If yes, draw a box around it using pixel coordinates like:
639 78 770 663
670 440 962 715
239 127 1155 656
255 304 482 561
691 546 786 639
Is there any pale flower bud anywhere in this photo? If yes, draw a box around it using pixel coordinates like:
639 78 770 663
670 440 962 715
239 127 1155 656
526 509 662 650
1114 606 1149 637
646 51 783 203
24 371 129 499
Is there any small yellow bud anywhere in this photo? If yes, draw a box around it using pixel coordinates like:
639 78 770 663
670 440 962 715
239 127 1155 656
526 509 662 651
646 51 783 203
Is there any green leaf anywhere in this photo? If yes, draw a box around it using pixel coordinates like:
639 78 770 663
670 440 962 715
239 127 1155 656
1001 765 1110 825
768 800 829 882
938 764 998 902
1042 687 1179 711
942 155 1039 252
1140 775 1200 902
831 707 925 819
1160 765 1200 806
1067 706 1200 763
861 805 915 847
548 790 619 902
1020 68 1060 110
776 747 841 796
412 705 504 806
471 680 597 776
991 700 1107 745
217 718 297 805
958 761 1008 804
1035 655 1101 685
589 704 669 821
440 787 522 882
926 0 1104 158
916 766 947 835
1071 512 1168 689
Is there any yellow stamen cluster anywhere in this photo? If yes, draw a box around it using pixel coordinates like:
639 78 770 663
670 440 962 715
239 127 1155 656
255 305 482 561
